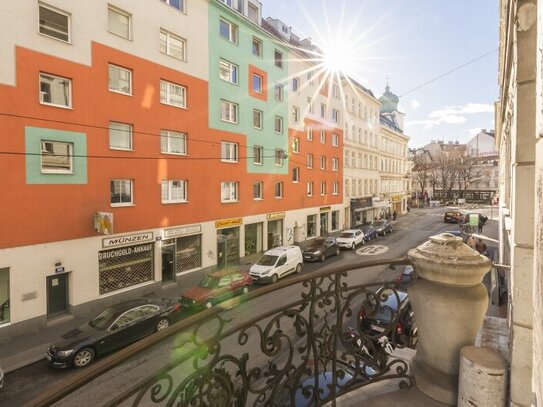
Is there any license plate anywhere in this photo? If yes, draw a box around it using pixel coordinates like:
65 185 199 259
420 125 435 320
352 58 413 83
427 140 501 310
46 354 52 361
370 324 385 332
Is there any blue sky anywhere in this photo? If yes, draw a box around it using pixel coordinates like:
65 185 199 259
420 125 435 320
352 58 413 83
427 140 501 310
261 0 499 148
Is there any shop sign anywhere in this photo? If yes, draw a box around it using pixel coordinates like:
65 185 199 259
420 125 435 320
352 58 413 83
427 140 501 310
319 206 331 213
371 196 381 203
215 218 243 228
98 243 153 261
164 225 201 238
267 212 285 221
102 232 154 248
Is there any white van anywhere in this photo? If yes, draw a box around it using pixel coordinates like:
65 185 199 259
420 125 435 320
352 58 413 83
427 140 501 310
250 246 303 284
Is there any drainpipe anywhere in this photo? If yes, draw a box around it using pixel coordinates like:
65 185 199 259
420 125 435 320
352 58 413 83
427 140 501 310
407 233 491 405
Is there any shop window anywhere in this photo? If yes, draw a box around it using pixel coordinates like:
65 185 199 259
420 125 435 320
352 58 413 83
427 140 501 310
0 268 9 324
307 215 317 238
331 211 339 230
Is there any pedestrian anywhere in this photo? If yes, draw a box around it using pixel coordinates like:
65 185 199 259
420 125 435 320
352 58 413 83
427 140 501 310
392 211 397 221
475 238 487 255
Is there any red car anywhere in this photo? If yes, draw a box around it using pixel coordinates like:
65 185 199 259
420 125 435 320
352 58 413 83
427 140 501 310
178 269 253 309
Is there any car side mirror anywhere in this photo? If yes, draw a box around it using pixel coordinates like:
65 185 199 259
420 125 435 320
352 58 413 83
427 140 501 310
110 324 119 331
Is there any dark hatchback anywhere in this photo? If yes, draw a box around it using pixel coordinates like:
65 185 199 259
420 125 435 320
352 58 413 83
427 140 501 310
47 298 182 369
359 287 417 349
359 225 378 241
372 220 393 236
303 237 340 262
178 269 253 310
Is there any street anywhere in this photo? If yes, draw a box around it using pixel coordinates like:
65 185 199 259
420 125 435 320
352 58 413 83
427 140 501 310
0 207 497 406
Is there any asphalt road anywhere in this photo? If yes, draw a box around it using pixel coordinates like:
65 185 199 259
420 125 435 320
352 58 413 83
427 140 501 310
1 207 487 407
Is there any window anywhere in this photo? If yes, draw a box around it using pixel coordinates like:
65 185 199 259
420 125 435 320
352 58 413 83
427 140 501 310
160 80 186 108
333 181 339 195
221 181 239 202
39 73 71 108
307 127 313 141
307 97 314 114
219 59 238 84
320 130 326 144
108 64 132 95
332 109 339 123
220 100 238 123
332 158 339 171
39 4 70 42
220 19 238 43
292 77 300 93
160 130 186 155
307 182 313 196
221 141 238 162
275 149 284 166
307 154 313 169
344 151 349 167
332 84 339 99
307 215 316 237
274 50 283 68
345 179 349 196
292 106 300 123
320 103 326 118
253 109 263 129
252 37 262 57
320 156 326 170
41 140 73 173
108 5 131 39
275 182 283 198
160 0 185 11
274 83 284 101
320 182 327 196
111 179 133 206
292 137 300 153
109 122 133 150
292 167 300 183
332 133 339 146
253 182 263 199
307 71 314 86
253 145 263 165
274 116 283 133
161 180 187 203
332 211 339 230
160 30 186 60
248 3 259 23
252 73 263 94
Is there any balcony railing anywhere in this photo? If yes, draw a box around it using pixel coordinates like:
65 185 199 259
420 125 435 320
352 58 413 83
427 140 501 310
29 257 417 407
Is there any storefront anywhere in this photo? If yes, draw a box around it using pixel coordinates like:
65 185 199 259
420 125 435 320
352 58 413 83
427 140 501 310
320 207 330 236
245 222 263 256
162 225 202 281
306 214 317 239
267 212 285 249
331 210 340 231
391 195 403 215
350 197 374 226
216 218 242 269
98 232 155 295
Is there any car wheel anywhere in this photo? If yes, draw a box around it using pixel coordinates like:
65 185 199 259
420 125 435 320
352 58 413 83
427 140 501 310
335 248 340 256
242 286 249 295
295 263 303 273
73 347 95 369
319 253 326 262
205 300 214 309
271 274 279 284
351 242 356 250
155 318 170 332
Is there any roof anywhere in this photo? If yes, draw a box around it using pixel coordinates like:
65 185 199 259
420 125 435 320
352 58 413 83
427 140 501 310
380 113 403 133
208 269 244 278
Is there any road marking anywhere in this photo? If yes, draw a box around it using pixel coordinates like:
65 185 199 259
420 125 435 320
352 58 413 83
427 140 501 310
356 245 389 256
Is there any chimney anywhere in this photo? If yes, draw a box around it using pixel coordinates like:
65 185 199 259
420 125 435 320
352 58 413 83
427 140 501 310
300 37 312 48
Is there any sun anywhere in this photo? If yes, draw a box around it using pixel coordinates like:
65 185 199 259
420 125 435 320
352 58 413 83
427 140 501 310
320 40 355 75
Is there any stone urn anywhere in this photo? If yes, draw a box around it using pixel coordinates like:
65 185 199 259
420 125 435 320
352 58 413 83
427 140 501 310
407 233 492 405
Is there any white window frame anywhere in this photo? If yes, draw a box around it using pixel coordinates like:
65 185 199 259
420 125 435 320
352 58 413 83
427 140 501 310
219 18 238 44
307 153 313 169
108 5 131 39
221 181 239 203
220 100 238 124
38 3 70 43
307 127 313 141
307 181 313 197
292 77 300 93
275 182 284 199
253 145 263 165
292 167 300 183
108 64 132 95
274 49 283 68
109 122 133 151
320 181 327 196
111 179 133 207
332 133 339 147
274 116 283 134
320 130 326 144
252 37 262 57
160 80 186 108
253 182 263 200
221 141 239 163
160 29 186 61
161 180 188 204
274 83 284 101
292 106 300 123
160 0 185 12
320 156 326 170
160 130 187 155
292 137 300 153
321 103 326 118
253 109 263 129
332 158 339 171
332 84 339 99
333 181 339 195
219 59 238 84
39 72 72 108
41 140 73 174
274 149 284 166
307 97 314 114
332 109 339 123
252 73 263 94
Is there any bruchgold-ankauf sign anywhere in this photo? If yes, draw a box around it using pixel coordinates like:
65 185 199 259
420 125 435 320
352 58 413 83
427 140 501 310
215 218 243 228
267 212 285 221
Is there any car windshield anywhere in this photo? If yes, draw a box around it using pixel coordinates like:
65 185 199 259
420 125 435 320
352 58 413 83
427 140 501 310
90 307 119 330
199 276 219 289
373 221 385 227
339 232 354 238
307 239 325 249
257 254 278 266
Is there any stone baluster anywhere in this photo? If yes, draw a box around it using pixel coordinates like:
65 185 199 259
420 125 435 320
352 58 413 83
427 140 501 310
407 233 492 405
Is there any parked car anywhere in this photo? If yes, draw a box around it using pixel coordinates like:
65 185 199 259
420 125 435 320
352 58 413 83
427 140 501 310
373 220 393 236
178 269 253 310
0 364 3 389
360 225 378 242
443 210 467 223
336 229 365 250
47 298 182 369
359 287 417 349
303 237 340 262
249 246 303 284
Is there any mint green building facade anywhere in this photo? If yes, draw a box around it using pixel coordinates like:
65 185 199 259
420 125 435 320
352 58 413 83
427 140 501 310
208 1 290 174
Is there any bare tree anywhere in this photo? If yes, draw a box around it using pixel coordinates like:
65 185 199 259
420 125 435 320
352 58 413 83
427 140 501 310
435 151 457 200
453 150 483 198
412 152 432 198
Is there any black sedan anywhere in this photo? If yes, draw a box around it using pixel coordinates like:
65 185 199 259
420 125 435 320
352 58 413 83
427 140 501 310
360 225 378 241
373 220 393 235
303 237 340 262
47 298 182 369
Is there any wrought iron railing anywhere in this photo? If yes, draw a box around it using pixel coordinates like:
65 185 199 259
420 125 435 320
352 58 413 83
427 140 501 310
29 257 415 407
